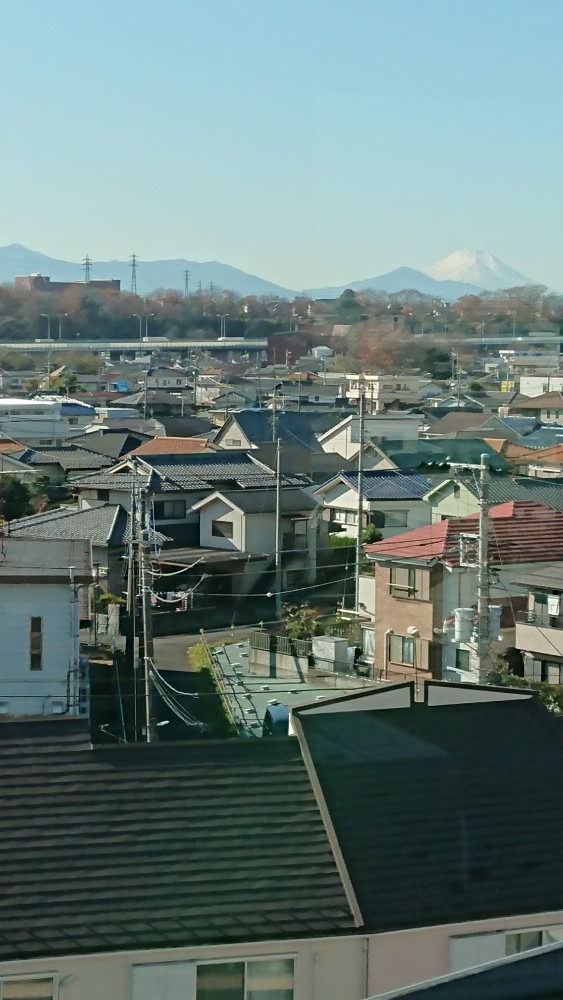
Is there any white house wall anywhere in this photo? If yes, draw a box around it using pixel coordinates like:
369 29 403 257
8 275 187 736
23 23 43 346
0 583 79 716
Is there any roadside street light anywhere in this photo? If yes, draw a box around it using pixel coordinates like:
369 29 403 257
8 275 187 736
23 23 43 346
40 313 51 340
132 313 143 341
58 313 68 341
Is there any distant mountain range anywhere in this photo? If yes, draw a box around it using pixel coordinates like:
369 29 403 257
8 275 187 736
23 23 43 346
0 244 542 299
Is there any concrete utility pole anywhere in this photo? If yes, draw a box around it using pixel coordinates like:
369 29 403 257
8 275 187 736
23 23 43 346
355 390 365 612
451 452 490 682
275 437 282 623
139 491 156 743
476 453 490 682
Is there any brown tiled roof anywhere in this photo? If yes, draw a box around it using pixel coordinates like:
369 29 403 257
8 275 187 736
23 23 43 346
0 436 26 453
129 436 211 456
365 501 563 566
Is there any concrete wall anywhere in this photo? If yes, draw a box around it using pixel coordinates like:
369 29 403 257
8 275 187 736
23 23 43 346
0 582 79 716
3 912 563 999
248 643 309 681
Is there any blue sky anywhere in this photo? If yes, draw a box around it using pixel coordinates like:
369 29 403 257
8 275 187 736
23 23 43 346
1 0 562 288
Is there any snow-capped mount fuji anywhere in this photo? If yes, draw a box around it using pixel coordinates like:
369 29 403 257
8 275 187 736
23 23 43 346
424 250 534 291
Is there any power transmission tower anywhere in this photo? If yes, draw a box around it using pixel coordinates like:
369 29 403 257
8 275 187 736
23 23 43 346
130 253 138 295
82 254 92 282
184 269 191 299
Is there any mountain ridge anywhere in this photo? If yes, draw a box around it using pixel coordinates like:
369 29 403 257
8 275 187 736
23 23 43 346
0 243 546 299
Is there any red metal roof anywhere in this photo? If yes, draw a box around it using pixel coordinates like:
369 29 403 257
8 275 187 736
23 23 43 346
365 501 563 567
129 436 210 456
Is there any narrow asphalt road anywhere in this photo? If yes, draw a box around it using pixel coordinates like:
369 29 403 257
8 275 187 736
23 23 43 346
153 626 254 672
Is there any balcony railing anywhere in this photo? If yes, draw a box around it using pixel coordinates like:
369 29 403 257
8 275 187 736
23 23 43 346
516 610 563 630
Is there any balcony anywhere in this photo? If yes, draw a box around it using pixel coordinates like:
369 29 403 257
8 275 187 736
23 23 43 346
515 610 563 630
515 610 563 659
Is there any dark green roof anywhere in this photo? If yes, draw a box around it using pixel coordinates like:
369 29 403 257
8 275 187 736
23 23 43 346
0 735 355 960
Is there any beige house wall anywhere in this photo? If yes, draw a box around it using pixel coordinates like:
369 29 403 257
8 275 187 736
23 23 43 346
3 911 563 999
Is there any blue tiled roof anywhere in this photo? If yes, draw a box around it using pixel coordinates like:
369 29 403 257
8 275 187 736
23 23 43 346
227 410 324 451
340 470 432 500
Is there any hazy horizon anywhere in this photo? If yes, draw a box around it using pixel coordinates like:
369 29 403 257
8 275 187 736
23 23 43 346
1 0 562 289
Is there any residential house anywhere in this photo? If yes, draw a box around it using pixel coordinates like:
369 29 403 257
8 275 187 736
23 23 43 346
519 373 563 397
513 565 563 685
213 410 325 452
0 397 96 446
0 449 39 481
480 438 563 479
318 414 423 461
0 369 43 392
69 429 151 461
313 470 432 540
364 501 563 684
424 476 563 522
143 366 189 390
509 390 563 425
114 389 187 416
5 502 167 603
345 374 422 411
0 536 92 717
128 436 213 458
70 453 311 545
359 439 510 487
13 445 114 486
191 487 320 591
2 685 562 998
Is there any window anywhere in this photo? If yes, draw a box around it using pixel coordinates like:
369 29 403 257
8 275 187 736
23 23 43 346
39 439 53 446
225 438 242 446
212 519 234 539
68 417 79 425
390 565 416 598
153 499 186 520
333 509 358 525
97 489 110 501
455 648 470 671
197 959 294 1000
0 975 55 998
30 617 42 671
384 510 408 528
389 634 414 665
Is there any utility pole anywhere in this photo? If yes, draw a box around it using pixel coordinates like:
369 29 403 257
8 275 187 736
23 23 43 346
271 391 277 441
451 453 491 683
83 255 92 283
275 437 282 623
139 495 156 743
476 453 490 683
355 390 365 612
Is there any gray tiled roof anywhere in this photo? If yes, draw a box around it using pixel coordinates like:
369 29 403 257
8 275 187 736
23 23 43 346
6 504 129 546
71 455 310 493
338 470 432 500
6 503 169 547
464 476 563 512
0 736 355 960
211 488 319 513
16 446 113 470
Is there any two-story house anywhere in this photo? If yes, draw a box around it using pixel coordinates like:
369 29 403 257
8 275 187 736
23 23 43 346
191 487 320 591
317 414 423 461
345 374 423 411
1 683 562 1000
513 565 563 685
0 536 92 717
313 470 432 540
364 501 563 684
424 475 563 522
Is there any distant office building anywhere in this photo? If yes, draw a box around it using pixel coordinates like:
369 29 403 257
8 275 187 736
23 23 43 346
14 274 121 293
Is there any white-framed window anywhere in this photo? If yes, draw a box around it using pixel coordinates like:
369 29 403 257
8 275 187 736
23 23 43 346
333 509 357 525
132 957 294 1000
197 958 294 1000
0 975 57 999
450 924 563 972
225 438 242 446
